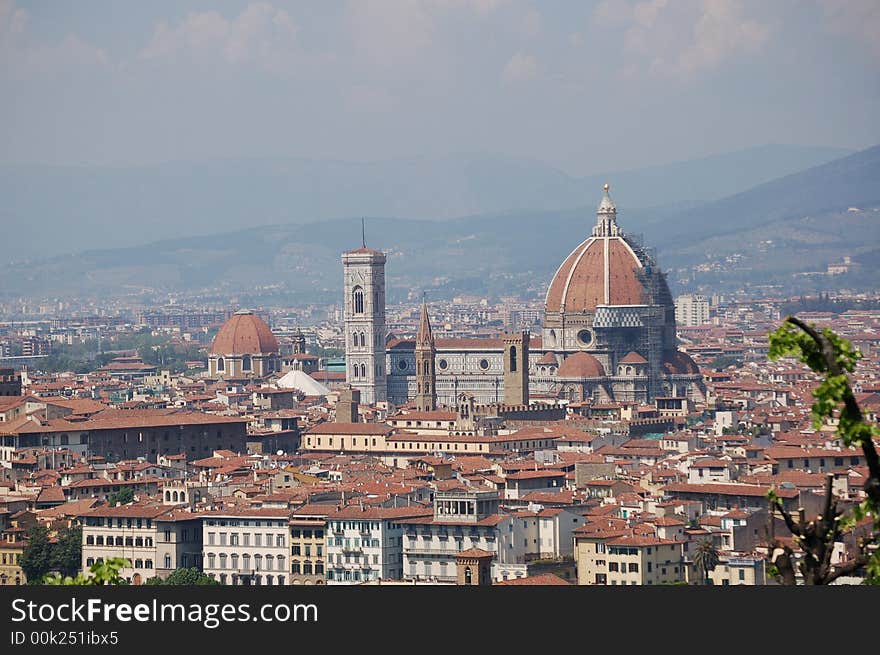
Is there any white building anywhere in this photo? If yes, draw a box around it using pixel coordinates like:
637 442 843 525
400 489 528 583
201 508 290 586
325 505 432 585
675 294 710 327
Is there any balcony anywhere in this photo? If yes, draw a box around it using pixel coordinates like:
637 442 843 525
341 546 363 555
359 529 372 538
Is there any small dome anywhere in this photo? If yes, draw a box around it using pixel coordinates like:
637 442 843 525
558 352 606 378
619 351 648 365
662 350 700 375
211 311 278 355
538 352 559 365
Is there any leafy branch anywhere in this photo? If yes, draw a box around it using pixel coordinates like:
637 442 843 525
765 316 880 584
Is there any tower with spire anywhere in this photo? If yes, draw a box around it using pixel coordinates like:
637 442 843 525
414 296 437 412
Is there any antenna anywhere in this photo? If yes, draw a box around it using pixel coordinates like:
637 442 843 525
361 218 366 248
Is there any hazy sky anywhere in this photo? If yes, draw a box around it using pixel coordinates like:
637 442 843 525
2 0 878 175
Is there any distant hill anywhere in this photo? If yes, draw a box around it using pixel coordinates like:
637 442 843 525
0 144 850 260
3 144 878 303
645 144 880 251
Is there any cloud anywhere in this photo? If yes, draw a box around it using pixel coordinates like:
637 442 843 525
820 0 880 58
140 2 298 70
502 52 538 83
593 0 769 79
0 0 107 78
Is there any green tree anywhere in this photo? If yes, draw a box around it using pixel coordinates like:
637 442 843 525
20 525 55 583
766 316 880 585
145 567 220 586
44 558 130 586
692 539 720 585
51 525 82 577
108 488 135 507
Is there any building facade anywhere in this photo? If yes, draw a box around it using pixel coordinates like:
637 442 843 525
342 246 388 405
202 509 290 586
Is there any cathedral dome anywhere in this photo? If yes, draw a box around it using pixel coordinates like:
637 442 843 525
558 352 606 378
544 185 648 314
662 350 700 375
211 310 278 355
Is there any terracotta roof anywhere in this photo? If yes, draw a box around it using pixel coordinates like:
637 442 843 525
495 573 571 585
558 352 606 378
455 548 495 559
662 350 700 375
545 236 646 313
619 351 648 364
211 311 278 355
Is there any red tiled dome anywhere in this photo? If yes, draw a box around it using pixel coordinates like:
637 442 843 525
662 350 699 375
558 352 606 378
211 311 278 355
544 236 646 314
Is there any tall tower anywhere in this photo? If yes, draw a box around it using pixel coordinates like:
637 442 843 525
502 331 530 406
414 298 436 412
342 240 387 405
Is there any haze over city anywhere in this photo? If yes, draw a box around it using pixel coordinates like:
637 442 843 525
0 0 879 600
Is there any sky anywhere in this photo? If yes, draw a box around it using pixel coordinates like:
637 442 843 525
1 0 879 176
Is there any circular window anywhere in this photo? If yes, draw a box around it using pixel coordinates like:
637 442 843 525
397 360 408 371
479 358 490 371
438 359 448 371
577 329 593 346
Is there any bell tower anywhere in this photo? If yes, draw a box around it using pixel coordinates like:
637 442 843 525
414 297 436 412
342 231 387 405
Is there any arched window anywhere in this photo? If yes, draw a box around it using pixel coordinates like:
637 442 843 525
360 363 366 378
360 331 366 347
353 287 364 314
424 361 429 375
465 566 472 584
353 365 359 379
172 491 179 502
510 346 517 372
242 355 252 371
217 357 225 372
164 490 170 502
292 560 301 574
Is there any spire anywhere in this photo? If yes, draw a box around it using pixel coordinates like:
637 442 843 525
416 295 434 349
361 217 366 248
592 183 620 237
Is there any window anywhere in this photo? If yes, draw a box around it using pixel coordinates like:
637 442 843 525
164 555 172 569
242 355 252 371
739 569 745 581
293 545 301 556
217 357 225 372
608 562 619 572
353 287 365 314
628 563 639 573
255 534 262 547
292 560 301 574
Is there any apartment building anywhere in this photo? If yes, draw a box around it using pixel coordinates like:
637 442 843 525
289 504 329 585
201 508 290 585
325 505 432 585
401 489 527 583
574 528 686 585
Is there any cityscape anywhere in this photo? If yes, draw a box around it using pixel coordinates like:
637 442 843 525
1 2 879 593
